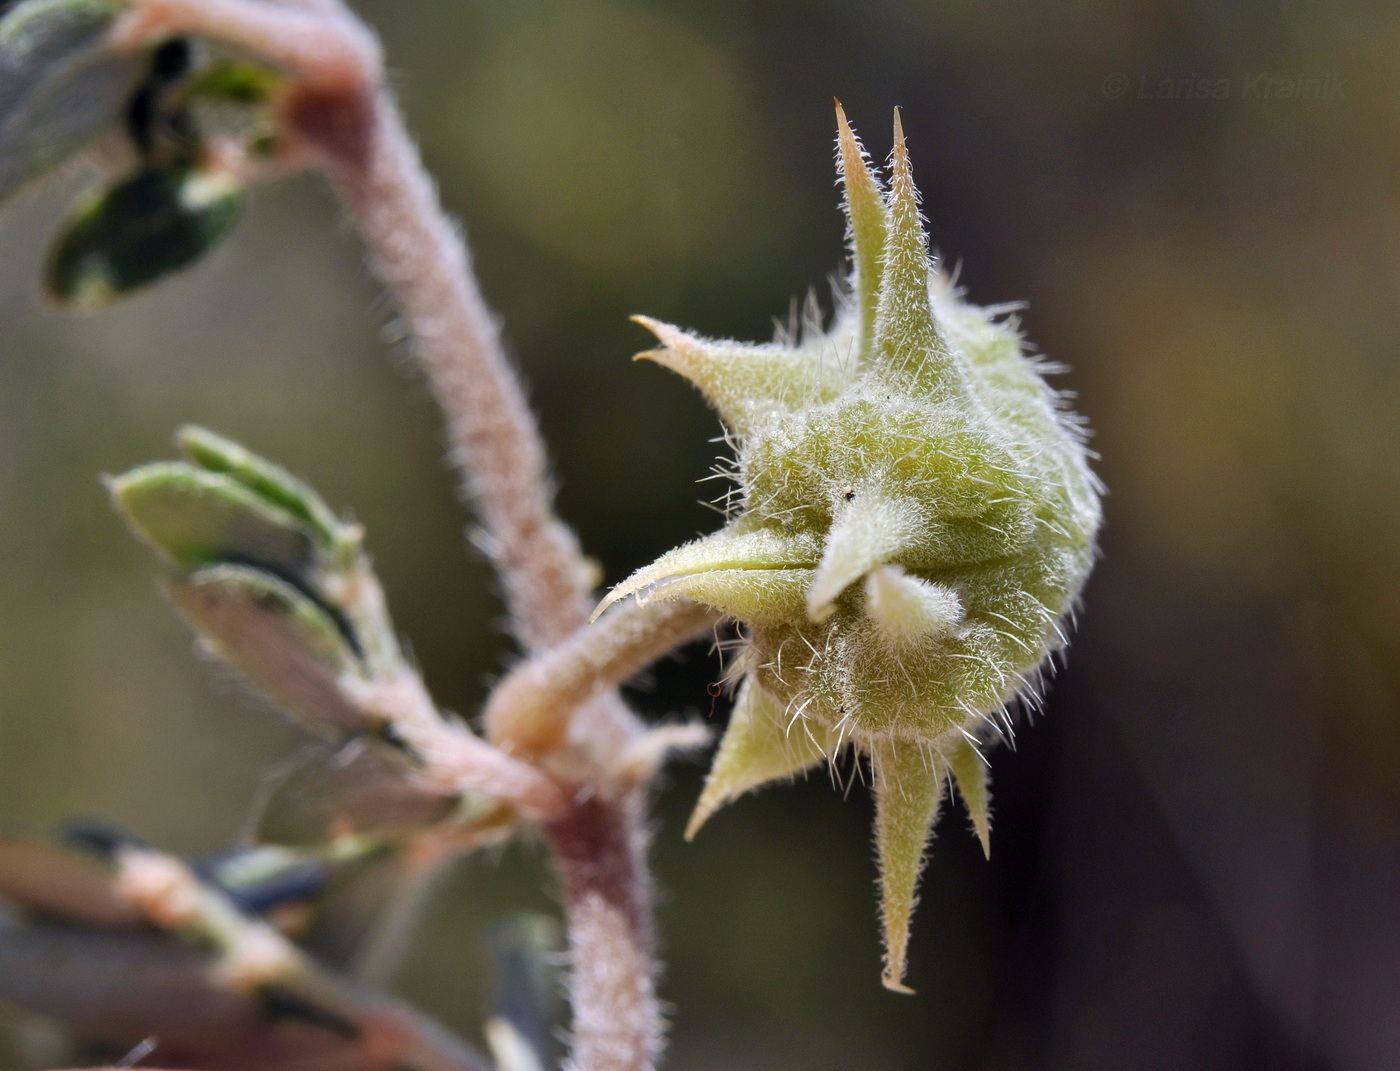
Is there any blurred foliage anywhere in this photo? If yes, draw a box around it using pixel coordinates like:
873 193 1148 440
2 0 1399 1068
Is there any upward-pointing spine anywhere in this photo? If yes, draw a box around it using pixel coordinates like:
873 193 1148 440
871 109 962 398
835 100 888 363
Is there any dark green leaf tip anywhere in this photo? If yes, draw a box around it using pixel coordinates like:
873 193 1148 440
44 162 245 310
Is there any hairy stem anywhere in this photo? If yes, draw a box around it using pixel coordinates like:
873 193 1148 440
487 599 722 754
544 794 661 1071
112 0 379 91
293 73 668 1069
115 849 495 1071
271 19 671 1063
111 3 688 1065
345 670 567 821
289 85 592 654
117 0 592 655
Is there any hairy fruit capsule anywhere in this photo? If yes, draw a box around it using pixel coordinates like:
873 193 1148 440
600 105 1102 990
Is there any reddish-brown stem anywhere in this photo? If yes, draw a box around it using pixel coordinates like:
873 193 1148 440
287 85 592 654
112 0 379 91
294 79 667 1069
112 3 681 1065
544 794 661 1071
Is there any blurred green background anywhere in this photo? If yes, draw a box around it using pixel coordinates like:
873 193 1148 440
3 0 1399 1068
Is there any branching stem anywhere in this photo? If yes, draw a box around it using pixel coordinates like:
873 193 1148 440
105 3 703 1068
487 599 722 755
349 670 570 821
303 75 669 1064
112 0 379 91
114 849 495 1071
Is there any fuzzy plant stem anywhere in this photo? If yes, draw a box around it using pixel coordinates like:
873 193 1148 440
301 87 593 654
281 43 669 1071
544 794 660 1071
116 2 588 656
112 3 677 1067
486 598 722 755
114 849 496 1071
297 80 665 1071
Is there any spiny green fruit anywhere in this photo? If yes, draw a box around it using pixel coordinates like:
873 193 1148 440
597 105 1102 990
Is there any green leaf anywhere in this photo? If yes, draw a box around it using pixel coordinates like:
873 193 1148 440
110 462 318 579
45 162 245 309
0 0 144 205
254 739 461 847
178 426 349 554
165 565 368 740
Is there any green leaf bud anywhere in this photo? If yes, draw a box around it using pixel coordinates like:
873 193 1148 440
112 433 422 741
177 424 353 558
110 462 319 579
